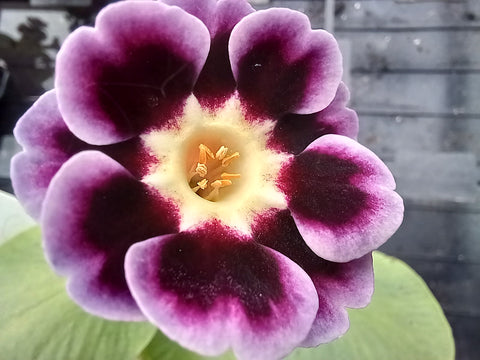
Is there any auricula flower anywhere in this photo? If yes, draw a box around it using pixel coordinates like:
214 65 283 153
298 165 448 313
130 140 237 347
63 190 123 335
11 1 404 359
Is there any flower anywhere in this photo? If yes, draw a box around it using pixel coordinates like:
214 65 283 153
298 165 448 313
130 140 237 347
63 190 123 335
11 1 404 359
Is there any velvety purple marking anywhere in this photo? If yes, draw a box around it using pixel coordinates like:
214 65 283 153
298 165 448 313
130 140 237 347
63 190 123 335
125 227 319 359
230 9 342 118
95 44 195 134
269 112 336 155
194 32 237 108
83 175 179 254
12 90 156 221
189 0 254 107
157 222 283 320
68 174 176 296
253 210 373 301
56 1 210 144
236 39 310 117
42 152 180 319
279 151 369 226
101 137 157 179
253 209 374 346
254 210 344 276
268 82 359 154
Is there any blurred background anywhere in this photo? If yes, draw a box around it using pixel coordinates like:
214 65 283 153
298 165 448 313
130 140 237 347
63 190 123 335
0 0 478 358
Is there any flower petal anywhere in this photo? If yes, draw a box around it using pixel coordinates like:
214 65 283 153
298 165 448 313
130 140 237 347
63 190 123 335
269 82 359 154
11 152 64 220
253 209 373 346
56 1 210 145
125 222 318 360
192 0 255 106
11 91 156 219
278 135 404 262
13 91 89 157
162 0 254 106
161 0 217 31
230 8 342 117
11 91 90 219
42 151 179 320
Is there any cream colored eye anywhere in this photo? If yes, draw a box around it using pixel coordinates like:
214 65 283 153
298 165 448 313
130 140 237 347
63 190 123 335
142 95 289 233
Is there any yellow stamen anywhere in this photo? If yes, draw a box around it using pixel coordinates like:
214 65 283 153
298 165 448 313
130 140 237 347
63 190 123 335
195 163 208 177
222 152 240 167
192 179 208 193
215 146 228 160
205 179 232 201
221 172 241 180
211 179 233 188
198 144 215 164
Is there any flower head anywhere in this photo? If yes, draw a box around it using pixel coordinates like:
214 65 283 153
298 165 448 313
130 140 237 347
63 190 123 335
11 1 403 359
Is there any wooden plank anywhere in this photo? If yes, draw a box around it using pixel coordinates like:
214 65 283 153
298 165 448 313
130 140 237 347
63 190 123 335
351 73 480 116
253 0 326 28
358 115 480 159
445 315 480 360
339 30 480 71
382 208 480 265
254 0 480 29
385 152 478 204
335 0 480 30
404 259 480 316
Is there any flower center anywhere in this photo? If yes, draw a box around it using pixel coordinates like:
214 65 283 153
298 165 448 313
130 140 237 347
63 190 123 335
143 95 289 232
188 144 241 201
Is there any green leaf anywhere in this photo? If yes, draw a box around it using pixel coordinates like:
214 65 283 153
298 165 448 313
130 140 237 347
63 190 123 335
288 251 455 360
140 331 236 360
141 252 454 360
0 190 35 246
0 227 157 360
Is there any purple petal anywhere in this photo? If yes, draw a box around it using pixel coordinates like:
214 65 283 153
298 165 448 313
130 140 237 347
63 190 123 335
42 151 179 320
11 91 90 219
11 91 157 219
162 0 254 107
230 8 342 117
278 135 404 262
56 1 210 145
13 90 88 157
11 152 63 220
269 82 359 154
253 209 373 346
125 222 318 360
161 0 217 31
193 0 254 106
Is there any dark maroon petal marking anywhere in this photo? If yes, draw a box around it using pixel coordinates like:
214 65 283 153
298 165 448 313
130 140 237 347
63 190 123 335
56 1 210 144
230 9 342 118
192 0 255 107
269 83 359 154
125 222 318 359
101 137 157 180
278 135 403 262
253 209 373 345
159 225 282 319
161 0 254 106
42 151 179 320
11 91 158 218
